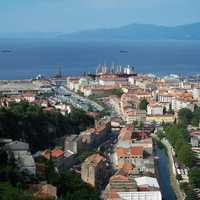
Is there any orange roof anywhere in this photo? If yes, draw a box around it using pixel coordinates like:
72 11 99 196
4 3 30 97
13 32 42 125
107 192 120 199
42 148 64 160
131 146 143 156
122 163 135 171
116 148 127 157
51 148 64 158
174 92 193 98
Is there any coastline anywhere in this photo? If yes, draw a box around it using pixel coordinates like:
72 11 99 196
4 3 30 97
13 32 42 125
153 135 184 200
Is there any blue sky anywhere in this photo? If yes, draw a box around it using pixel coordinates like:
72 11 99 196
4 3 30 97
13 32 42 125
0 0 200 33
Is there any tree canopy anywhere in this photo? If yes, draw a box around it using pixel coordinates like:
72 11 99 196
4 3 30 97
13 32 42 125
191 106 200 127
0 183 43 200
139 99 149 111
0 146 100 200
111 88 124 97
165 124 193 167
0 102 94 151
178 108 193 125
189 167 200 188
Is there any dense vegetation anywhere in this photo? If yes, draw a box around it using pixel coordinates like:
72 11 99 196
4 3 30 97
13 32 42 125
39 157 100 200
180 182 199 200
164 124 193 167
0 150 42 200
0 149 100 200
56 171 100 200
178 106 200 126
164 107 200 199
188 167 200 188
0 183 43 200
111 88 124 97
0 102 94 151
139 98 149 111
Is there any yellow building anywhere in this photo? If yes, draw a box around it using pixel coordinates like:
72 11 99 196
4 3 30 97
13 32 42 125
146 115 175 123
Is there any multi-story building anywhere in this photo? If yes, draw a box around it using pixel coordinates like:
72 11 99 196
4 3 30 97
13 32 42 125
77 117 111 152
190 131 200 147
4 141 36 175
81 154 111 190
172 97 195 112
147 102 164 116
120 93 146 123
104 173 162 200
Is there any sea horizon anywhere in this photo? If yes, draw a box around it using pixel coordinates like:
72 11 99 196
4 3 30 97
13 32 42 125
0 39 200 80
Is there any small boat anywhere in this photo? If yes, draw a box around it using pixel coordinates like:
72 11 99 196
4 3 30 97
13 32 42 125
120 50 128 54
1 49 12 53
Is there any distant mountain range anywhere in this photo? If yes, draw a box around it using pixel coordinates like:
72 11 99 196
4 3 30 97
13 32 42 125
1 23 200 41
62 23 200 41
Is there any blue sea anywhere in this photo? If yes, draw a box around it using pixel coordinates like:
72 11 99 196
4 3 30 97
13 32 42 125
0 39 200 80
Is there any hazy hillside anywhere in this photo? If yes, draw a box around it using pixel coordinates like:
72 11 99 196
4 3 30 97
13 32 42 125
62 23 200 41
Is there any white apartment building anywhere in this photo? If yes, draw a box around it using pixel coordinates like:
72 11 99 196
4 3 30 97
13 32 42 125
147 104 163 116
172 98 194 112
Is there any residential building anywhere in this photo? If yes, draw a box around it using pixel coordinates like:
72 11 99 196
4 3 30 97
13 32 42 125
4 141 36 175
146 115 175 124
147 102 164 116
105 174 162 200
172 97 195 112
81 154 111 190
190 131 200 147
77 117 111 152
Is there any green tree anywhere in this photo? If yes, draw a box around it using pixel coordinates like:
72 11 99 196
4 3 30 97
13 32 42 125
191 106 200 127
165 124 193 167
139 99 149 111
156 130 165 140
138 121 144 129
46 157 58 185
177 144 193 167
0 183 42 200
163 107 167 115
0 150 8 166
56 170 100 200
0 102 94 151
189 167 200 188
176 174 182 181
168 103 174 114
180 183 198 200
111 88 123 97
178 108 193 125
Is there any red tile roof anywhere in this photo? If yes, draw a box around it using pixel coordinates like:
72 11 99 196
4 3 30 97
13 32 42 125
42 148 64 160
51 148 64 158
131 146 143 156
116 148 127 157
